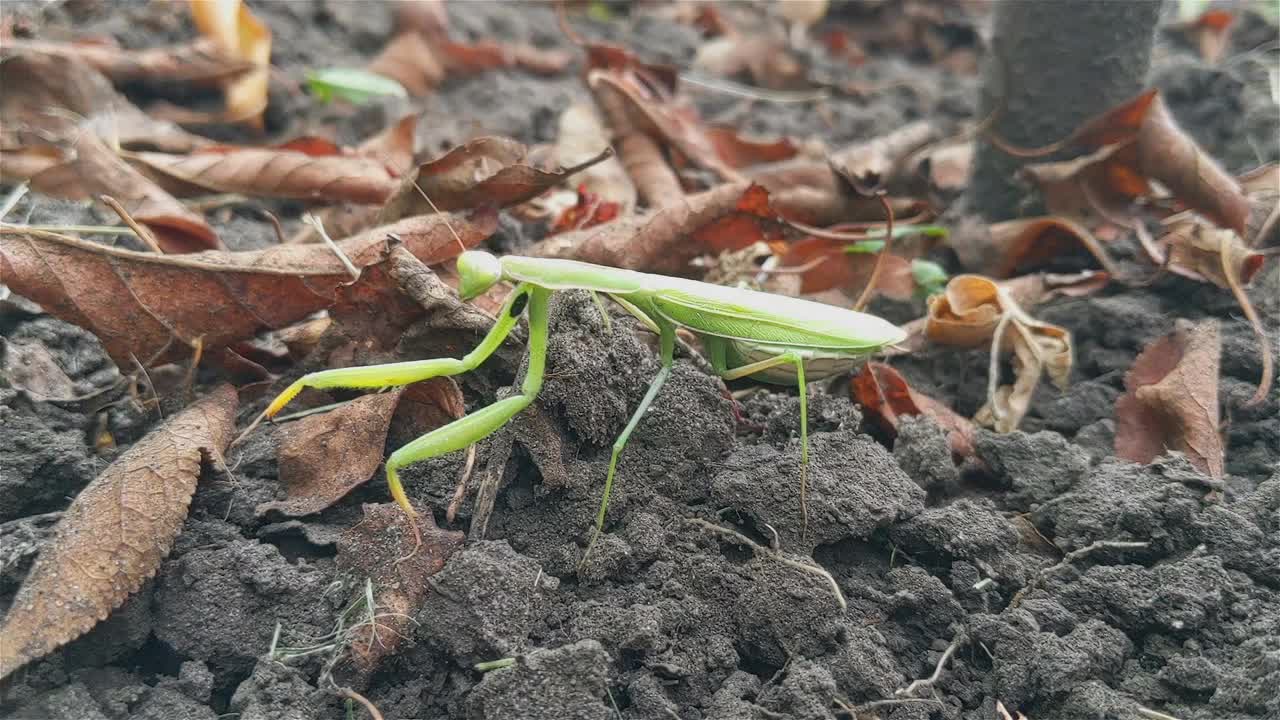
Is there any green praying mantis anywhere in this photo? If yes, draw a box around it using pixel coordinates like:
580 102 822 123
258 250 907 556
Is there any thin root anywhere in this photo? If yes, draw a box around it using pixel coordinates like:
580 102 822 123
896 635 964 697
852 193 893 312
686 518 846 611
1010 540 1149 608
338 687 385 720
1219 228 1273 407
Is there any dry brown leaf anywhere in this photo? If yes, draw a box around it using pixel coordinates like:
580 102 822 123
951 216 1119 279
1020 142 1148 226
395 0 450 42
336 503 464 680
257 378 464 517
377 137 612 221
1160 215 1266 287
1115 319 1224 480
852 362 976 459
775 236 918 299
368 27 570 97
693 31 808 90
0 51 207 153
2 36 252 85
189 0 271 128
0 384 237 679
0 210 495 371
1063 90 1248 235
702 126 801 169
829 120 937 191
127 145 401 205
531 182 786 275
18 132 221 253
927 275 1072 432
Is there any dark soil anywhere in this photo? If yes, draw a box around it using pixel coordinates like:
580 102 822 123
2 2 1278 720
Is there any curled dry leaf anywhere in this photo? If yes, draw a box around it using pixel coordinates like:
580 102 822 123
336 503 464 680
852 362 976 459
368 25 571 97
0 51 207 153
1021 142 1148 226
531 182 786 275
377 137 613 221
127 145 402 205
2 36 252 85
926 275 1072 433
0 210 495 371
1042 90 1248 235
1166 9 1235 65
258 378 464 517
1115 320 1224 481
829 120 937 191
19 133 221 253
951 216 1119 279
188 0 271 128
0 384 238 679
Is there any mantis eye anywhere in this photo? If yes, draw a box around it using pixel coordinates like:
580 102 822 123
457 251 501 300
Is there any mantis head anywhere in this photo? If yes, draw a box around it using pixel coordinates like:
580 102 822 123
457 250 502 300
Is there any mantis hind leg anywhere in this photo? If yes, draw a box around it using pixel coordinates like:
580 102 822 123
719 351 810 543
582 320 677 564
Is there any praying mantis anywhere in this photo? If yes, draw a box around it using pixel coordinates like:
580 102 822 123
258 250 906 556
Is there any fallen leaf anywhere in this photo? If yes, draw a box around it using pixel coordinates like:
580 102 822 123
21 132 220 253
0 51 207 152
852 362 976 459
2 36 252 85
927 275 1072 432
693 30 808 90
1020 142 1148 226
0 384 237 679
336 503 464 680
127 145 402 205
703 126 801 169
950 216 1119 278
367 27 571 97
532 182 787 275
776 236 917 298
377 137 613 221
1115 319 1224 480
0 210 495 372
189 0 271 128
829 120 937 190
548 186 624 235
257 379 464 517
0 338 78 401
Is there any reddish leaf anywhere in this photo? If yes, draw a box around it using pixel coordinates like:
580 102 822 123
0 210 495 371
378 137 612 220
703 126 800 169
951 216 1119 278
777 237 916 299
852 362 975 459
0 385 237 679
189 0 271 128
532 182 787 275
367 28 570 97
1115 320 1224 480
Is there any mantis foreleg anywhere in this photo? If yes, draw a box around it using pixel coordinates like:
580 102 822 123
583 319 677 562
259 283 534 420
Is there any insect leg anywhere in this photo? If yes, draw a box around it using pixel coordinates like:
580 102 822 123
719 350 810 543
583 318 677 564
258 283 533 421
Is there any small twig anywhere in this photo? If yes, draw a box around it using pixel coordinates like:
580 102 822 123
256 207 288 245
852 193 893 312
302 213 359 281
896 636 964 697
555 0 587 47
1010 540 1149 608
99 195 163 252
338 687 384 720
446 443 477 524
1219 227 1273 407
849 697 941 714
0 182 29 220
1137 706 1185 720
686 518 846 610
0 223 138 235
